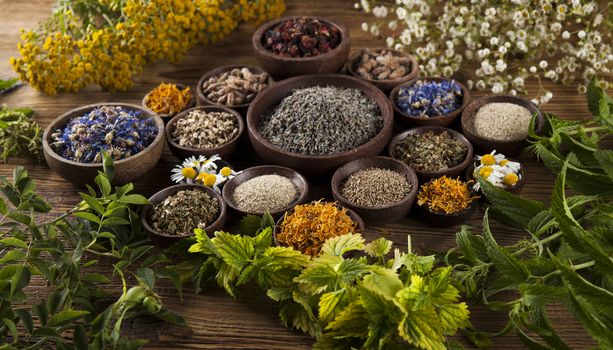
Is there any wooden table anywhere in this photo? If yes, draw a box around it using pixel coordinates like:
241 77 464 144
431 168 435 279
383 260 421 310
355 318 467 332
0 0 597 348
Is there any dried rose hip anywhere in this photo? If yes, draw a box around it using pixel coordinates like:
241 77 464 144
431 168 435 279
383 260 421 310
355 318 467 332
263 18 341 58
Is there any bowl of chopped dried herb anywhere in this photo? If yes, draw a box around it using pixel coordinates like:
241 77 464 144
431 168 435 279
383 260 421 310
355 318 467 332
222 165 310 218
273 201 365 257
247 74 394 175
387 126 473 181
142 83 195 123
331 156 419 224
346 48 419 93
461 95 545 155
389 77 470 127
43 103 165 186
415 176 479 227
165 106 244 160
141 184 227 247
252 16 351 80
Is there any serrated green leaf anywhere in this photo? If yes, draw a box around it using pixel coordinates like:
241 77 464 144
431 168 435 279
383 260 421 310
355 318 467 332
399 308 446 350
267 287 293 302
587 76 604 116
320 234 365 257
594 149 613 181
482 211 530 282
213 231 255 269
362 266 404 299
438 302 470 333
364 237 393 258
318 289 348 322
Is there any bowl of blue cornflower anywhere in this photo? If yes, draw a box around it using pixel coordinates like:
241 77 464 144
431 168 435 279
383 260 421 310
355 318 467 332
43 103 165 186
390 77 470 127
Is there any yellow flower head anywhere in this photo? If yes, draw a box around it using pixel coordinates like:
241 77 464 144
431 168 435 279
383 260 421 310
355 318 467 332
478 166 493 178
499 159 509 166
181 167 196 179
504 173 519 186
220 166 232 177
202 173 217 187
480 154 496 166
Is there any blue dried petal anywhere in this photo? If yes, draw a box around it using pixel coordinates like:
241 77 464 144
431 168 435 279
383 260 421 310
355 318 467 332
396 80 463 118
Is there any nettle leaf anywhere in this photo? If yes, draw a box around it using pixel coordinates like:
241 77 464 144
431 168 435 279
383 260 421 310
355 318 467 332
559 133 598 166
318 288 348 322
564 287 613 349
213 231 255 269
586 76 605 117
437 302 470 334
320 233 365 257
482 211 530 282
455 226 488 263
364 237 393 258
361 266 404 299
519 283 565 307
594 149 613 181
399 308 446 350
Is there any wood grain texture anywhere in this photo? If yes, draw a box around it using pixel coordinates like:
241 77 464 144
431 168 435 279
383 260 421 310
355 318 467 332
0 0 602 348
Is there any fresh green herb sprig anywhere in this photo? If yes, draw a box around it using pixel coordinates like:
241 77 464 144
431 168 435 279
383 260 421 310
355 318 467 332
0 105 43 162
0 78 20 93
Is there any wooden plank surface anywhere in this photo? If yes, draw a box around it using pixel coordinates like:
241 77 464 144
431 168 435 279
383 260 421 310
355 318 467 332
0 0 599 348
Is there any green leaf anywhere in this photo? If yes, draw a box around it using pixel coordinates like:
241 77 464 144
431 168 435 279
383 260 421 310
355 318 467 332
2 318 18 343
10 265 30 296
7 212 31 225
0 250 25 264
438 302 470 333
129 245 153 262
364 237 393 258
79 193 105 215
95 173 111 197
73 211 101 224
559 133 598 166
318 289 348 322
137 267 155 289
213 231 255 269
102 217 131 226
14 309 33 334
361 266 404 299
0 78 19 91
118 194 149 205
320 233 365 257
517 328 556 350
0 237 27 248
153 309 188 327
81 273 111 284
594 149 613 181
46 310 89 327
73 324 89 350
102 152 115 181
399 309 446 350
587 76 604 116
455 226 487 263
0 197 6 214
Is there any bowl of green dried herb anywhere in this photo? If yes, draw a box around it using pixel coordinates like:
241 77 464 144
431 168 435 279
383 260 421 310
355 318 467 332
141 184 227 247
388 126 473 181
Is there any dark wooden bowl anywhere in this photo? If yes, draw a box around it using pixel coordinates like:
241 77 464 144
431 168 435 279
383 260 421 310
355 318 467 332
416 194 479 227
387 126 473 181
165 106 244 160
222 165 309 217
142 83 195 124
252 16 351 80
43 103 165 187
346 48 419 93
247 74 394 176
331 156 418 224
464 158 526 195
390 77 470 127
141 184 227 247
461 95 544 155
196 65 271 116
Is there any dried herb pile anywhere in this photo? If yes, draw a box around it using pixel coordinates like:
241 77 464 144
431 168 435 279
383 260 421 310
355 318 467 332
417 176 476 214
171 110 238 149
232 174 298 213
393 131 467 172
263 18 341 57
145 83 192 115
341 167 411 208
0 105 42 162
150 189 219 236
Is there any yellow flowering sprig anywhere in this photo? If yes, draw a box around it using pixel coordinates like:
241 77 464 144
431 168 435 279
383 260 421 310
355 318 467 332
11 0 285 94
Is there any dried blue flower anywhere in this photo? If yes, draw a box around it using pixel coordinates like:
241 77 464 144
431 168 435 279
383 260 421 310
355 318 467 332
395 79 463 118
50 106 158 163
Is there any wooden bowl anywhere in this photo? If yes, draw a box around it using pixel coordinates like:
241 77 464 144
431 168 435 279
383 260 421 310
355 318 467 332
346 48 419 93
387 126 473 181
252 16 351 80
222 165 309 217
142 83 195 123
331 156 419 224
464 158 526 195
165 106 244 160
247 74 394 176
461 95 545 155
416 194 479 227
43 103 165 186
141 184 227 247
196 65 271 116
390 77 470 127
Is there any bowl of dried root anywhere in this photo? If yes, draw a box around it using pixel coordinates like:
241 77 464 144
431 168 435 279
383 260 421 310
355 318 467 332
346 48 419 93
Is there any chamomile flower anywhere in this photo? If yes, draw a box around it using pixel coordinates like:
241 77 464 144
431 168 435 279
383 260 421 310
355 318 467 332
472 151 522 191
171 164 198 184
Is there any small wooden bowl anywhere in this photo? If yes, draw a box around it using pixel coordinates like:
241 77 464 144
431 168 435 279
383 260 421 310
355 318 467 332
464 158 526 195
416 195 479 227
165 106 244 160
390 77 470 127
196 65 271 116
141 184 227 247
142 83 195 124
346 48 419 93
461 95 545 155
252 16 351 80
331 156 418 224
43 103 165 186
387 126 473 181
247 74 394 175
222 165 309 218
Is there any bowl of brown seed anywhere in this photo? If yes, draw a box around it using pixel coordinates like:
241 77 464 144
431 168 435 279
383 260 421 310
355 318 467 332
387 126 473 181
196 65 271 116
461 95 545 155
141 184 227 247
165 106 244 160
346 48 419 93
331 156 419 224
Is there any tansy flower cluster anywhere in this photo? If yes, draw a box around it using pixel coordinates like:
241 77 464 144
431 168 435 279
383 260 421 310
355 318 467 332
171 155 238 193
10 0 286 94
357 0 611 103
472 151 522 191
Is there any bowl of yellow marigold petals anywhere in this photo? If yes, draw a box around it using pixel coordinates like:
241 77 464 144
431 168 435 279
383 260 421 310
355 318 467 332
416 176 480 227
142 83 195 122
465 151 525 195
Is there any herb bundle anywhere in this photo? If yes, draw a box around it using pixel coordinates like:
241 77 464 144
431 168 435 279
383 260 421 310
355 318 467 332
0 105 43 162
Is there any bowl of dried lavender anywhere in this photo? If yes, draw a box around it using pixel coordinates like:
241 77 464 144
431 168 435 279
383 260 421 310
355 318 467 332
388 126 473 181
165 106 244 160
141 184 227 247
196 65 271 116
390 77 470 127
346 48 419 93
331 156 419 224
247 74 394 175
252 16 351 80
43 103 165 186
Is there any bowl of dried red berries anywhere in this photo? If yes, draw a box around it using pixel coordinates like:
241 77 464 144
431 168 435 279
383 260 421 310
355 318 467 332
252 16 351 80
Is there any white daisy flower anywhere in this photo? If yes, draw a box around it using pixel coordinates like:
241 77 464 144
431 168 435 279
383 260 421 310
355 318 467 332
170 164 198 184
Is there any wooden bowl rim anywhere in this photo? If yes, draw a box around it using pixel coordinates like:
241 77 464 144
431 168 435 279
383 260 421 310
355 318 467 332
387 126 474 178
196 65 271 109
346 48 419 85
331 156 419 211
141 184 227 238
389 77 470 121
42 102 165 168
222 165 310 216
252 15 350 62
142 83 195 119
165 105 245 154
247 73 394 161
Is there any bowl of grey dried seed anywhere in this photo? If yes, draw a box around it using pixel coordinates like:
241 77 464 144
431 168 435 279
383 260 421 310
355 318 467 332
165 106 244 160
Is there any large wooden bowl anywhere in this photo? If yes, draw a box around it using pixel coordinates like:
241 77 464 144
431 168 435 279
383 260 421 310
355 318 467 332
246 74 394 176
346 48 419 93
43 103 165 186
252 16 351 80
